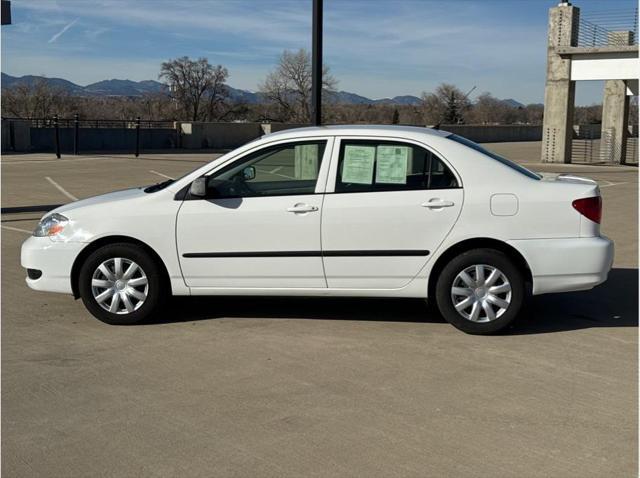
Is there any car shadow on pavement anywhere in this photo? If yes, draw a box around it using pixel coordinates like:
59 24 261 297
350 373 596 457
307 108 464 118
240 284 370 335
511 267 638 334
152 268 638 335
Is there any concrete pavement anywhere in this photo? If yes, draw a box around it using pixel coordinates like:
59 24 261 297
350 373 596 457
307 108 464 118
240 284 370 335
1 148 637 477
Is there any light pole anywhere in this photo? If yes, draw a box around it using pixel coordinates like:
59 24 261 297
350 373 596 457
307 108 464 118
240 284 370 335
311 0 323 126
1 0 11 25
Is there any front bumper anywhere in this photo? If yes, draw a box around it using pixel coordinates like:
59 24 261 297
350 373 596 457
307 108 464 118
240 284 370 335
508 236 614 295
21 236 86 294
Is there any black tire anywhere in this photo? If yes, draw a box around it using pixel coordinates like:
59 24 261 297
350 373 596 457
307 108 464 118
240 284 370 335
435 248 525 335
78 243 166 325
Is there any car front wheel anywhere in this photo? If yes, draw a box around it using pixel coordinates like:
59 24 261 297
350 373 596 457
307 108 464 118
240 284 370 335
78 243 166 325
435 248 525 334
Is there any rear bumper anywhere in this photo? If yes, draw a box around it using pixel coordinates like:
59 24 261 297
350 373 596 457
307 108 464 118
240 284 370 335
21 236 85 294
508 236 614 295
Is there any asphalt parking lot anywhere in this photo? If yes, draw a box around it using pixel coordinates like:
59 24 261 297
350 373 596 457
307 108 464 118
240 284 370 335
2 145 638 477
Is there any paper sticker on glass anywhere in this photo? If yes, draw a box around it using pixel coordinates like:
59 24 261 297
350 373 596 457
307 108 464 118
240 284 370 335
294 144 320 180
342 145 376 184
375 146 409 184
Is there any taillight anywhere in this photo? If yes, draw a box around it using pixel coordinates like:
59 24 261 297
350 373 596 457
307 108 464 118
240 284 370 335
572 196 602 224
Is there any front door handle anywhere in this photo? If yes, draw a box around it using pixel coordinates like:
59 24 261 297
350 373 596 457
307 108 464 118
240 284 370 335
287 203 319 213
421 198 455 209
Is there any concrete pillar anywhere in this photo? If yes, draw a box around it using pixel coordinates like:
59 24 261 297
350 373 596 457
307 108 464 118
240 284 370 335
601 80 630 163
541 3 579 163
600 31 634 164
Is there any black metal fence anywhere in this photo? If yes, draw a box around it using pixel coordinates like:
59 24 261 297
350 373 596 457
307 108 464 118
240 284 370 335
22 117 175 129
2 116 177 157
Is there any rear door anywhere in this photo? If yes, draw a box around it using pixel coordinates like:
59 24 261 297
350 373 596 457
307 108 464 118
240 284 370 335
321 138 463 289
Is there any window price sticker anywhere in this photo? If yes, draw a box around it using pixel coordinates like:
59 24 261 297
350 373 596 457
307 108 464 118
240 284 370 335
375 146 409 184
294 144 320 180
342 145 376 184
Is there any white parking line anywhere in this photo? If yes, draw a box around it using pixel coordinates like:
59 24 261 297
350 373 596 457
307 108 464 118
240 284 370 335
270 166 283 173
2 155 144 166
45 177 79 201
2 225 32 234
149 170 174 180
256 167 295 180
599 180 628 188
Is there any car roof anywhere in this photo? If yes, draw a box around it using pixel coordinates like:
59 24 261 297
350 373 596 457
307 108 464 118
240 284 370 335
264 124 452 140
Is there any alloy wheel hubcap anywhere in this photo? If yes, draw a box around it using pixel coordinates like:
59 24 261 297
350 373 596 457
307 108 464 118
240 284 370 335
450 264 511 323
91 257 148 315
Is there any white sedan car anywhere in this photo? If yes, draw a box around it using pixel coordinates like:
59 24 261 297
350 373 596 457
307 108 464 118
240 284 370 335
21 125 613 334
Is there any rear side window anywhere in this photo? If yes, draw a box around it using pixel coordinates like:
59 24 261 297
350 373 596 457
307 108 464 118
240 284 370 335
335 140 458 193
447 134 541 180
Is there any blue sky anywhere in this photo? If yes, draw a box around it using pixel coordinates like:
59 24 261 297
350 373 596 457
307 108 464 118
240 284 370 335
1 0 636 105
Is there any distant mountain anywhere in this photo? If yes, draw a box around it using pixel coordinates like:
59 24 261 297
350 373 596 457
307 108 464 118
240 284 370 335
1 73 85 94
0 73 519 108
502 98 525 108
330 90 376 104
329 91 422 106
83 79 166 96
374 95 422 106
1 73 167 97
226 86 261 104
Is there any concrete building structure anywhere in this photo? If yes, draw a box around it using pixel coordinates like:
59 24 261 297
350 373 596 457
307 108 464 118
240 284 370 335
542 2 639 164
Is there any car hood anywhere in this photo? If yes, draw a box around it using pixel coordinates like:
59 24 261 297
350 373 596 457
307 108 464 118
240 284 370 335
50 187 147 217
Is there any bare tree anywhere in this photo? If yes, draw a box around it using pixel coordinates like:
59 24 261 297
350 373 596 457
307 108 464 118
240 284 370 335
259 49 337 123
159 57 229 121
2 72 569 128
467 92 506 124
138 93 175 121
522 104 544 125
1 78 71 118
204 66 231 121
573 104 602 125
420 83 471 125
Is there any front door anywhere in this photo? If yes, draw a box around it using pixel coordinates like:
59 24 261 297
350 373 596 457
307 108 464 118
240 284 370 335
177 139 331 289
321 138 463 289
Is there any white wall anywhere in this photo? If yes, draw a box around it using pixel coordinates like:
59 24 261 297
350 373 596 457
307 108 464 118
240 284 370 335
571 53 640 81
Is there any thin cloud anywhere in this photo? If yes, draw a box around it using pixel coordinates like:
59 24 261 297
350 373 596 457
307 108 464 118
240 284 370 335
48 18 78 43
84 27 109 41
7 0 626 104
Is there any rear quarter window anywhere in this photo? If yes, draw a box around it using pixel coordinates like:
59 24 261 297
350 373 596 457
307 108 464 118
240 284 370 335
447 134 541 180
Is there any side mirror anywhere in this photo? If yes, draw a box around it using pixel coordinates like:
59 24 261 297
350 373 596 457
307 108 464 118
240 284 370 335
242 166 256 181
190 177 207 197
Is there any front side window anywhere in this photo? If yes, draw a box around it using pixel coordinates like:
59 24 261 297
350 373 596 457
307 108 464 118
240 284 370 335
335 140 458 193
206 140 326 198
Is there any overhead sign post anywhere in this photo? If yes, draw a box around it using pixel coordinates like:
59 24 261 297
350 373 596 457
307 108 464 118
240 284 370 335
311 0 323 126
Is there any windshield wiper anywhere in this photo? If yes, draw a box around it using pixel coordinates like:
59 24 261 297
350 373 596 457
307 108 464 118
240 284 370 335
144 179 174 193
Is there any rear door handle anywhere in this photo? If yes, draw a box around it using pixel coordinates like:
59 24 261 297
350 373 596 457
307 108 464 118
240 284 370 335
421 198 455 209
287 203 319 213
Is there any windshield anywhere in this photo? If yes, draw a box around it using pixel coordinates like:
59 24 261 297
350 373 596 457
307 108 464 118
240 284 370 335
143 163 208 193
447 134 541 180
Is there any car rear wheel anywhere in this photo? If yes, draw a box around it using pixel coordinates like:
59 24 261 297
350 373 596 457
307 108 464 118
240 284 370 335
435 248 525 334
78 243 166 325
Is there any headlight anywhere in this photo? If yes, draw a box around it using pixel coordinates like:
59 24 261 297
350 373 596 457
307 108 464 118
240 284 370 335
33 213 69 237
